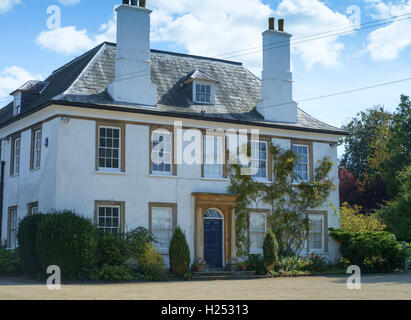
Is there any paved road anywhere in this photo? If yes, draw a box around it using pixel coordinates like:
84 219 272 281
0 273 410 300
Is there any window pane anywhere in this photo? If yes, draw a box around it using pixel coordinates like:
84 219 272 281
97 206 121 234
293 145 309 182
152 207 173 249
98 127 121 170
249 212 266 252
151 131 173 174
251 141 268 179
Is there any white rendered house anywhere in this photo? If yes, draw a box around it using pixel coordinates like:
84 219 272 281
0 1 346 267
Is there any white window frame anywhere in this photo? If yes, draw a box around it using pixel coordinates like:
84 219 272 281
33 129 42 170
249 211 267 255
151 130 173 176
150 205 175 254
203 134 224 178
307 214 325 253
251 140 268 181
96 205 122 234
12 137 21 176
193 81 214 104
292 144 310 183
8 208 18 249
98 126 121 172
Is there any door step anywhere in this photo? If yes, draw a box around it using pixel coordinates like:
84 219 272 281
192 270 257 281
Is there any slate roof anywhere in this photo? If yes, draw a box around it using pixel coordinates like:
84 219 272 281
0 42 346 135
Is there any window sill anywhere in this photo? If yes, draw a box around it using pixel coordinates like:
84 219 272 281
30 168 40 173
10 174 19 178
149 174 177 179
201 177 228 182
94 170 126 176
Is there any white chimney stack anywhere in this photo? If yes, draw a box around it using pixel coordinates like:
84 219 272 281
257 18 297 123
108 1 157 106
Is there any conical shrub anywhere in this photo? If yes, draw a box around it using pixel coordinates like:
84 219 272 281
169 226 190 278
263 229 279 272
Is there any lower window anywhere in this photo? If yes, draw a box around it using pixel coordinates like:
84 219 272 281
307 213 327 252
149 203 176 253
95 201 124 234
28 202 38 216
7 207 18 249
249 211 267 254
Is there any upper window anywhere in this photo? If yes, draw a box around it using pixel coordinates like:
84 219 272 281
203 134 224 178
150 204 176 252
11 137 21 176
7 207 18 249
98 126 121 171
28 202 38 216
292 144 309 182
151 129 173 175
249 211 267 254
308 213 326 252
251 140 268 180
194 83 212 104
96 204 122 234
31 128 42 170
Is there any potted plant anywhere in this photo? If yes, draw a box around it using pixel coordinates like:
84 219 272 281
238 261 248 271
192 258 206 272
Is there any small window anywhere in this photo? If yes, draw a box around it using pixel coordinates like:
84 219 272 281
96 205 122 234
11 137 21 176
308 214 325 252
151 129 173 175
7 207 18 249
292 144 309 182
31 128 42 170
13 94 21 116
194 83 212 104
249 211 267 254
150 204 176 252
28 202 38 216
203 134 224 178
251 140 268 180
98 126 121 171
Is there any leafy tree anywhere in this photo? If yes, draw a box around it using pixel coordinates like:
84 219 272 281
340 202 386 233
339 167 361 206
228 144 335 256
377 165 411 242
340 106 392 180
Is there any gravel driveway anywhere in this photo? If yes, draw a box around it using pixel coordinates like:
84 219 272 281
0 273 410 300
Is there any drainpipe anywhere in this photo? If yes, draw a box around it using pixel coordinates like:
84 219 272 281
0 161 5 242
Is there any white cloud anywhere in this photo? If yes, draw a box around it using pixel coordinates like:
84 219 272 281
0 66 42 103
35 0 353 72
0 0 21 14
365 0 411 61
58 0 80 5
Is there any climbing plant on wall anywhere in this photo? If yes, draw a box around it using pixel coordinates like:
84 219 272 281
228 144 336 257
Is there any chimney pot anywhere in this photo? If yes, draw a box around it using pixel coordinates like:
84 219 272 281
268 17 275 31
278 19 284 32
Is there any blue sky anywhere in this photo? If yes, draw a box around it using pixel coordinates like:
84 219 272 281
0 0 410 146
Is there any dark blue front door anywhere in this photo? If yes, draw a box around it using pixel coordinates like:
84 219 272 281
204 219 223 268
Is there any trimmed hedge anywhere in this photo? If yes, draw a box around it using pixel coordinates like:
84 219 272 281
36 211 97 279
330 229 406 271
96 232 129 267
0 249 21 276
263 230 279 272
17 214 45 276
169 226 190 278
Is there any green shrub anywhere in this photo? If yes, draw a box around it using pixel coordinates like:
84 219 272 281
263 230 279 272
0 249 21 276
275 255 308 273
35 210 97 279
126 227 156 257
96 232 129 267
306 253 329 272
330 229 406 271
246 254 265 275
340 202 386 233
17 214 45 276
169 226 190 278
93 264 135 282
136 243 167 280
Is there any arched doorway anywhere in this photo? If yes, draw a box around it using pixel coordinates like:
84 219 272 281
204 208 224 268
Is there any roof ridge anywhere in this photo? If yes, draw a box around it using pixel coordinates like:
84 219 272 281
103 41 243 66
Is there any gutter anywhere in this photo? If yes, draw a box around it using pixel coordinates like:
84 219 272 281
0 161 5 243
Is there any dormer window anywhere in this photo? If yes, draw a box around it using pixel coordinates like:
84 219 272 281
195 83 211 104
183 69 217 105
13 93 21 116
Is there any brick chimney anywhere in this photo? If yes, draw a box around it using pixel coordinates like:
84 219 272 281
108 1 157 106
256 18 297 123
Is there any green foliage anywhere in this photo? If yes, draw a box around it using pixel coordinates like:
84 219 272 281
92 264 135 282
35 210 97 279
17 214 45 276
330 229 406 271
377 165 411 242
245 254 265 275
135 243 167 280
275 255 308 273
96 232 129 267
228 144 335 256
340 202 386 233
0 249 21 276
306 253 329 272
169 226 190 278
263 230 279 271
126 227 156 257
